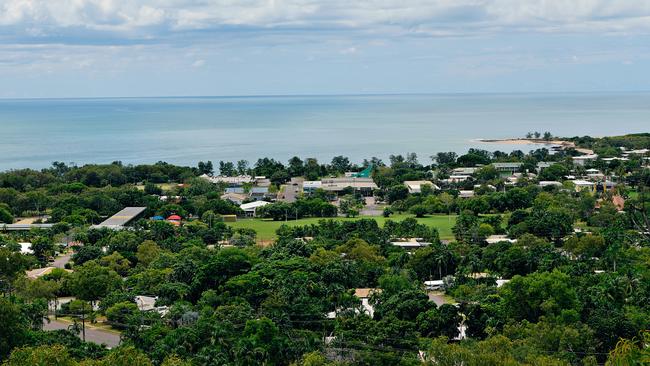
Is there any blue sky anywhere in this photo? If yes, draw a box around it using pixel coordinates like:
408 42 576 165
1 0 650 98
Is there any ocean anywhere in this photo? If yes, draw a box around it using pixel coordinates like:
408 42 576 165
1 93 649 171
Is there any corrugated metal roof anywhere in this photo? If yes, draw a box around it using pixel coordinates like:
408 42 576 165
93 207 147 228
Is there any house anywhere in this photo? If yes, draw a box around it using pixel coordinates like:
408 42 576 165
354 288 381 318
598 180 617 192
250 186 271 201
622 148 650 156
320 177 377 196
444 175 472 183
135 295 169 316
135 295 157 311
326 287 380 319
602 157 629 162
19 242 33 254
505 172 536 185
240 201 271 217
202 175 254 187
404 180 440 194
458 190 475 198
254 177 272 187
538 181 563 188
496 279 510 287
571 180 595 192
452 167 480 175
302 180 322 194
390 238 431 251
159 195 182 203
474 184 496 191
224 187 246 194
572 154 598 166
221 192 248 205
536 161 556 173
424 280 444 291
492 162 523 174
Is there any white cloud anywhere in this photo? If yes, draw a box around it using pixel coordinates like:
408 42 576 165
2 0 650 43
339 46 357 55
191 59 205 67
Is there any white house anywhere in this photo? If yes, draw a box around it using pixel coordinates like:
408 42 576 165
404 180 440 194
573 154 598 166
240 201 271 217
19 242 33 254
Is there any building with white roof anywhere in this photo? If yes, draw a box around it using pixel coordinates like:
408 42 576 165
302 180 322 194
573 154 598 166
452 167 480 175
570 180 595 192
538 181 563 188
404 181 440 194
240 201 271 217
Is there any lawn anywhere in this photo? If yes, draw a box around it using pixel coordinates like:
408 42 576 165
227 213 457 242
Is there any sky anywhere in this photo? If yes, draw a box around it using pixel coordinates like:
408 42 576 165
1 0 650 98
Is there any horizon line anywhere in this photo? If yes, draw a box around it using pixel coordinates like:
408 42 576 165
2 89 650 101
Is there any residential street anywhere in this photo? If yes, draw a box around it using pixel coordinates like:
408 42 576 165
43 317 121 349
51 251 72 268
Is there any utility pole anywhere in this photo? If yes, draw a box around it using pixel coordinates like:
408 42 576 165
81 302 86 342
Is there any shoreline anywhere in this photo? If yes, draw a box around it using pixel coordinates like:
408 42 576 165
476 138 594 155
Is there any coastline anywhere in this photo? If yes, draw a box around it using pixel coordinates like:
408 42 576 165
477 138 594 155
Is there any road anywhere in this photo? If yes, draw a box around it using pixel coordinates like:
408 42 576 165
43 317 121 349
51 251 72 268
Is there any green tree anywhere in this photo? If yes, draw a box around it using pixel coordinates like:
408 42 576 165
410 204 428 218
105 301 139 329
0 248 32 297
0 298 29 358
3 345 77 366
31 236 55 266
99 252 131 276
499 270 580 322
69 261 122 304
0 207 13 224
136 240 161 267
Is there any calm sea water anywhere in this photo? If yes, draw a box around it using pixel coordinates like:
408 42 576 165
1 93 649 171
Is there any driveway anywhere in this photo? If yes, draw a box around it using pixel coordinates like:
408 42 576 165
428 291 453 307
280 183 301 203
44 317 121 349
361 197 385 217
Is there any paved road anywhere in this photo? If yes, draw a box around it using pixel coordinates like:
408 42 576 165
44 318 121 349
51 252 72 268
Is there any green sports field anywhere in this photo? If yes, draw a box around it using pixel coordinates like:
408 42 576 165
227 214 457 242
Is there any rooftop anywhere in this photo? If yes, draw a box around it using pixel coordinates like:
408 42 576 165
92 207 147 229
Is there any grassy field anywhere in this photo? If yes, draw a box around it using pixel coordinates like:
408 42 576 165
227 213 457 242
